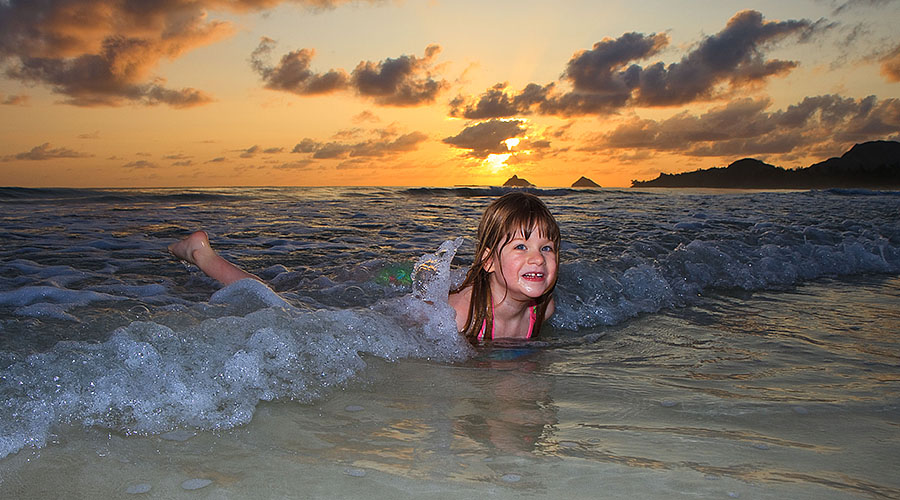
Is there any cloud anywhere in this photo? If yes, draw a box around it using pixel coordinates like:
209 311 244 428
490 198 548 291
0 1 373 107
122 160 159 168
0 1 235 107
351 44 447 106
1 94 28 105
585 94 900 160
881 43 900 82
292 129 428 159
252 40 447 106
828 0 897 15
3 142 93 161
274 159 316 170
442 119 528 158
450 10 827 118
238 144 285 158
250 38 350 95
352 110 381 123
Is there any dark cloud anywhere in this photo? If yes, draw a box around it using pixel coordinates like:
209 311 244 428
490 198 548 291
250 38 350 95
442 119 527 158
0 1 372 107
0 1 233 107
586 94 900 159
451 10 826 118
350 44 447 106
3 142 93 161
563 32 668 96
252 41 447 106
449 82 552 119
881 43 900 82
292 129 428 159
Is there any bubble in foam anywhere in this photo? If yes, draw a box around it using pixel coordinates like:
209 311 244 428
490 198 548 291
181 478 213 490
125 483 152 494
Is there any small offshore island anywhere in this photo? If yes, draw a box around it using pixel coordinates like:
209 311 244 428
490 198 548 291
501 175 601 188
632 140 900 189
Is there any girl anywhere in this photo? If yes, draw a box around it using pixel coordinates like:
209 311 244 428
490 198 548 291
168 192 560 342
448 192 559 342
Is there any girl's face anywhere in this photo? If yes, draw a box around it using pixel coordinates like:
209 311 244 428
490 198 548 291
486 225 558 303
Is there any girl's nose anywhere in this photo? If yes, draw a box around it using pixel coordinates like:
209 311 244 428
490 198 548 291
527 248 544 263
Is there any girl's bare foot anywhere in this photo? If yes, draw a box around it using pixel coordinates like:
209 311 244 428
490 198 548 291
167 231 211 265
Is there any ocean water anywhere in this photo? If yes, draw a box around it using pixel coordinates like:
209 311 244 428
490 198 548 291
0 186 898 499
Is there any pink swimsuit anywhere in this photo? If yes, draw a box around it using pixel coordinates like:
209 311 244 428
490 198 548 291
477 303 538 341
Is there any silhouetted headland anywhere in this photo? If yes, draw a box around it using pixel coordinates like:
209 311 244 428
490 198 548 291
631 141 900 189
503 175 535 187
572 176 601 188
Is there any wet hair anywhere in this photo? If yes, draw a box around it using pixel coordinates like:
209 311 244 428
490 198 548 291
451 191 560 342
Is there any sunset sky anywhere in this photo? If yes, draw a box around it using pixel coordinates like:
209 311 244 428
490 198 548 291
1 0 899 188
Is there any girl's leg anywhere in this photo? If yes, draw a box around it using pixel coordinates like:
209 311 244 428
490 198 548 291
168 231 261 286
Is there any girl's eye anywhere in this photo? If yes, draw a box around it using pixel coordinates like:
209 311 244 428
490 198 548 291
542 245 554 252
514 243 527 250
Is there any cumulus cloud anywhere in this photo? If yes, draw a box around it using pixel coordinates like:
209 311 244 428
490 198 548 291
585 94 900 159
451 10 827 118
0 0 371 107
252 40 447 105
442 119 528 158
292 129 429 159
351 44 447 106
3 142 93 161
250 38 350 95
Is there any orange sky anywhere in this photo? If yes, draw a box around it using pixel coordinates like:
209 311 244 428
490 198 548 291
1 0 899 188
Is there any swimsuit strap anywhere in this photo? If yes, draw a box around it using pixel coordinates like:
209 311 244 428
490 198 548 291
477 302 538 341
477 301 494 341
526 303 538 339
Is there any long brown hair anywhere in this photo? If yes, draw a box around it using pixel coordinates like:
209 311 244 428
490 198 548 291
451 191 560 342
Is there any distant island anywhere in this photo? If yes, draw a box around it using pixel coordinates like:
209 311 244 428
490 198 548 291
572 176 601 188
632 141 900 189
503 175 534 187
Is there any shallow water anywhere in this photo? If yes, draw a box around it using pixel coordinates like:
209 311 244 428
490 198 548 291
1 186 899 498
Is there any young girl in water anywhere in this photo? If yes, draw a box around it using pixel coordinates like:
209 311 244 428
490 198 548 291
169 192 560 341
